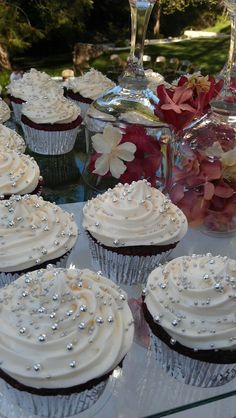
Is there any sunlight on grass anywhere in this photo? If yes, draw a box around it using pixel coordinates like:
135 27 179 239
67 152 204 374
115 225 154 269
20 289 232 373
0 34 230 96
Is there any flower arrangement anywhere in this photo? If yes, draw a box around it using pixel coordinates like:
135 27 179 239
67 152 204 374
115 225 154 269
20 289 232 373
170 144 236 231
154 73 223 134
88 123 170 189
152 72 236 233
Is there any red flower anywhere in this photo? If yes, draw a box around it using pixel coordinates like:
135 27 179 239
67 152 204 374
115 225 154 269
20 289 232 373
89 124 164 186
154 74 223 134
120 125 163 186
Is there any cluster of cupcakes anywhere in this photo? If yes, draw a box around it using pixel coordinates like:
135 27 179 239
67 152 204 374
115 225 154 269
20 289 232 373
82 179 236 390
7 67 116 155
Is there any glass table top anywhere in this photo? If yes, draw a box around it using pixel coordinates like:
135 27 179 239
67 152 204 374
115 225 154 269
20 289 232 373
1 118 236 417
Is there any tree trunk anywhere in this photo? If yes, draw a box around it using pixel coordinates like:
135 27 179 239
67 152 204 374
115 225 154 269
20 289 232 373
153 4 161 36
0 44 11 70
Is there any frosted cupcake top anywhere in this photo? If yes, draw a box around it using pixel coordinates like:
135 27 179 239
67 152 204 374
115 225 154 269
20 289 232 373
65 68 115 100
0 124 26 153
145 254 236 351
0 99 11 123
22 96 81 124
7 68 63 101
0 195 78 272
0 267 134 389
83 180 188 247
0 150 40 197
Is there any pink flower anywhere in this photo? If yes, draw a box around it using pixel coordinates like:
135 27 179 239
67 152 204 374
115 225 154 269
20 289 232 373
170 146 236 227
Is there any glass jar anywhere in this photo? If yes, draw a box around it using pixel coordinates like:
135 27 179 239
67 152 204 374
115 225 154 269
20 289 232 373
169 110 236 235
83 0 173 196
84 116 173 195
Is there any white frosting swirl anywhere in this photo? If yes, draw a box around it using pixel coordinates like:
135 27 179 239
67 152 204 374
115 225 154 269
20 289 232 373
0 195 78 272
0 267 134 388
83 180 188 247
0 150 40 196
0 99 10 123
64 68 115 100
145 254 236 350
7 68 63 101
22 96 81 124
0 124 26 153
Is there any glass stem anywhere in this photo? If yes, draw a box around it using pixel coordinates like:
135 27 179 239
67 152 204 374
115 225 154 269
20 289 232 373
120 0 156 88
228 13 236 74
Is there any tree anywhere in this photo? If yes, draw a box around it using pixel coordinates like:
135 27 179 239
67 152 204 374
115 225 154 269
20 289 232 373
0 0 93 69
153 0 221 36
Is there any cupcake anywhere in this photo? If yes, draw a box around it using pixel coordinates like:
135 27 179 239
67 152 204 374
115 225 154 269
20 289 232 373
0 123 26 153
21 96 82 155
0 149 42 198
7 68 64 123
64 68 115 119
0 194 78 285
83 180 188 285
143 254 236 387
0 267 134 417
0 98 11 124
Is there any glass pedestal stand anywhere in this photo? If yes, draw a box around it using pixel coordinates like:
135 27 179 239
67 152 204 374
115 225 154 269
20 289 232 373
83 0 173 195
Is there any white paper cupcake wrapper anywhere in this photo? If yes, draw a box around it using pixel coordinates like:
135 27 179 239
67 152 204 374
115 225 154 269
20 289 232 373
88 236 172 285
0 377 107 418
151 334 236 388
11 102 22 124
21 123 80 155
0 251 70 288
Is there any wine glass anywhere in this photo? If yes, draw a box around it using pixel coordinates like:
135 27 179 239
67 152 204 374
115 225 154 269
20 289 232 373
83 0 173 196
211 0 236 115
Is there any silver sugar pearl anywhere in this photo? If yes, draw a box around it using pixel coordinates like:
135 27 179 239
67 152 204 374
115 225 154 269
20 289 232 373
38 334 46 342
33 363 41 371
70 360 76 368
67 343 73 351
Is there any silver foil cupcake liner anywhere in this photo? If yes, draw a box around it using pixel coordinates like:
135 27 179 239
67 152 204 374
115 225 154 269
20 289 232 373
88 236 172 285
11 102 22 124
0 251 70 288
151 334 236 388
21 123 80 155
0 377 107 418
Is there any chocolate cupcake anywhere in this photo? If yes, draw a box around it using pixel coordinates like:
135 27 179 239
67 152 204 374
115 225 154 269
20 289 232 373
64 68 115 119
83 180 188 285
0 149 42 198
21 96 82 155
0 123 26 153
0 267 134 417
0 194 78 286
143 254 236 387
7 68 64 124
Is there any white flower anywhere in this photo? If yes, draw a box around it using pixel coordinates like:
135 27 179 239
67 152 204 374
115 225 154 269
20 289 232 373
206 141 236 183
92 123 136 179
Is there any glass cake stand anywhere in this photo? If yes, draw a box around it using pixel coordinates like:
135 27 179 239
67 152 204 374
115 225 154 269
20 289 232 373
1 203 236 418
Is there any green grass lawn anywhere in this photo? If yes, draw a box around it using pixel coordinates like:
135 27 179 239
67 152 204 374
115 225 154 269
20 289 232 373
0 34 230 95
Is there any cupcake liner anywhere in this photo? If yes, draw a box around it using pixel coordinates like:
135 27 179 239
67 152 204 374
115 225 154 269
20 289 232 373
88 235 172 285
151 334 236 388
0 251 70 287
21 123 80 155
0 376 107 418
11 102 23 124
